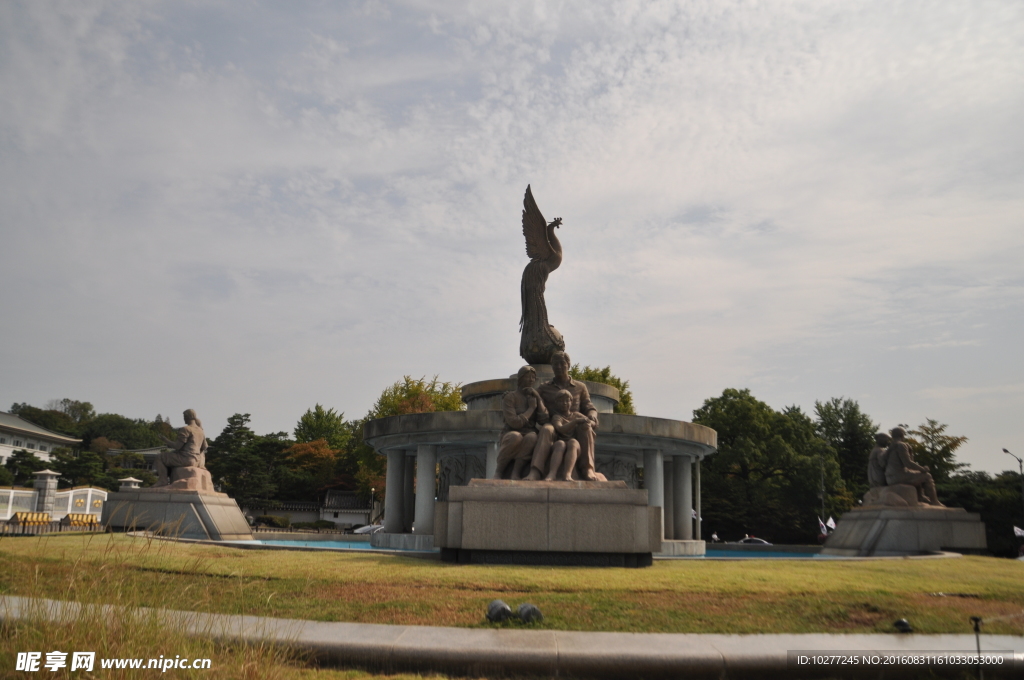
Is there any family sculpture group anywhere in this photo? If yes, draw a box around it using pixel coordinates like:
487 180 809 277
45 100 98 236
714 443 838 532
493 351 607 482
866 426 944 507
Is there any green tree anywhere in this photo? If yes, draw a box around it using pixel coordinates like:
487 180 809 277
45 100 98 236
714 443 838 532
80 414 164 451
938 470 1021 557
206 414 293 505
569 364 635 415
294 404 350 451
206 414 258 487
4 449 49 485
368 376 464 419
813 398 878 499
0 466 14 486
7 404 78 436
908 419 968 483
46 398 96 426
693 389 851 543
356 376 464 504
52 449 106 487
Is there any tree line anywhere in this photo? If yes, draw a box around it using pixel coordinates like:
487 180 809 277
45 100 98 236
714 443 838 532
6 370 1021 555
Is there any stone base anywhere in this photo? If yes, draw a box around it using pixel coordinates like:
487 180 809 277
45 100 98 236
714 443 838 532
659 540 706 556
159 466 215 492
370 532 435 551
822 506 987 557
862 484 923 508
101 489 252 541
441 548 652 567
434 479 660 567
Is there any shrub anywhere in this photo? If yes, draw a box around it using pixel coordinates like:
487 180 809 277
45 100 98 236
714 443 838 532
254 515 290 528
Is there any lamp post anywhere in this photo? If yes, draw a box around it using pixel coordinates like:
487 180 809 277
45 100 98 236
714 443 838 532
1003 449 1024 531
370 487 375 524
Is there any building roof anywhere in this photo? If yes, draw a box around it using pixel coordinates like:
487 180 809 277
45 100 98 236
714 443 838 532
0 411 81 445
323 490 371 510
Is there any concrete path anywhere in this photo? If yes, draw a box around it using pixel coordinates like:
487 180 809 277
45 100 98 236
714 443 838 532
3 596 1022 678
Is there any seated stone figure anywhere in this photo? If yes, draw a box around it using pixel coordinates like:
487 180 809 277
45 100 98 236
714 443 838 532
157 409 210 490
493 366 549 479
882 427 943 507
867 432 891 488
545 389 586 481
533 351 603 481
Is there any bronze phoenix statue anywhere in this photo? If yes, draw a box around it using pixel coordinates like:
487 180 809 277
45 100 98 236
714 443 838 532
519 185 566 364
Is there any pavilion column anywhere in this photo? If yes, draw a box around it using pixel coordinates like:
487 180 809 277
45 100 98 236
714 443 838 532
674 455 693 540
695 457 702 541
383 450 405 534
484 441 499 479
414 445 437 535
643 449 664 539
403 453 415 532
662 458 675 541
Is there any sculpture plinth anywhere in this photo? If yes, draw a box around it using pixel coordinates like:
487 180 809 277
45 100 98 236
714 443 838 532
822 506 986 556
434 479 661 567
102 486 253 541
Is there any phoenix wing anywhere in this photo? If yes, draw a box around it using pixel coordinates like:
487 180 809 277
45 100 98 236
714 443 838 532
522 185 552 262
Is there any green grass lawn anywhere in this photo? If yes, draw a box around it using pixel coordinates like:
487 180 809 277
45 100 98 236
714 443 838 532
2 533 1022 636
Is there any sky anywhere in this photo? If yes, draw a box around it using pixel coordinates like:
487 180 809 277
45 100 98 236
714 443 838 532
1 1 1022 475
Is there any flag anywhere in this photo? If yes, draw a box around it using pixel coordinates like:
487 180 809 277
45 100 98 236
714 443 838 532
826 516 836 530
818 517 827 535
1014 525 1024 538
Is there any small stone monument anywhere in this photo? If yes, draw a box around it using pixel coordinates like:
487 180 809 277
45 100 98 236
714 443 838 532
102 409 251 541
823 427 985 556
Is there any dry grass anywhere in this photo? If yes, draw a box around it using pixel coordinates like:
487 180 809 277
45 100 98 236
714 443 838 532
1 533 1023 637
0 534 472 679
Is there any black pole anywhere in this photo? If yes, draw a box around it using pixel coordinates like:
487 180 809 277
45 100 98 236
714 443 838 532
1004 449 1024 537
970 616 983 680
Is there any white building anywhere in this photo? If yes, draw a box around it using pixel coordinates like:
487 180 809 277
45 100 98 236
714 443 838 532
0 411 82 465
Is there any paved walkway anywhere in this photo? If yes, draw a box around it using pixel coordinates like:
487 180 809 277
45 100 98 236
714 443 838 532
3 596 1022 678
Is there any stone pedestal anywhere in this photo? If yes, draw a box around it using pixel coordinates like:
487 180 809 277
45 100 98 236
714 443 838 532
822 506 987 557
659 540 706 556
102 487 252 541
163 466 216 492
434 479 660 567
370 532 435 551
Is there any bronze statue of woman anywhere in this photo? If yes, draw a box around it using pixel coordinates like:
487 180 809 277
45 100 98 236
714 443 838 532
519 185 566 364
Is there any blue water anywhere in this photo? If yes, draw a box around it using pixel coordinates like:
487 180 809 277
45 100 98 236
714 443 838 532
694 549 842 559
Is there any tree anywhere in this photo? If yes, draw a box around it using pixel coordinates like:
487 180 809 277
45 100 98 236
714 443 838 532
80 414 164 451
206 414 258 488
294 404 350 451
89 436 125 455
7 404 78 436
52 449 106 487
286 439 341 494
693 389 851 543
45 398 96 426
938 470 1021 557
4 449 49 485
813 398 878 499
569 364 635 415
356 376 464 504
908 419 968 483
206 414 295 505
367 376 464 419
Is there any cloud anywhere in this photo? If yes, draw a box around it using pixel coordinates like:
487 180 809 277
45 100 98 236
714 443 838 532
1 0 1022 474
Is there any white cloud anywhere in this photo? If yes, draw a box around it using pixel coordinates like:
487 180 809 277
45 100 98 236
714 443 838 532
1 0 1022 474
